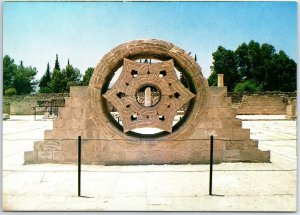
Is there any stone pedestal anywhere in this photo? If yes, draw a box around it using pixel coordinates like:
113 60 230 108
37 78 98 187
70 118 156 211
286 98 297 119
218 74 224 87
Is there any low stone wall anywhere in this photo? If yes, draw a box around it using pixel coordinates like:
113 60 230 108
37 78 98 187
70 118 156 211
3 94 69 115
228 92 296 115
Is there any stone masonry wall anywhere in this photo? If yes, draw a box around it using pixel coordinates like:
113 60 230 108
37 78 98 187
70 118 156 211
235 95 286 115
3 94 69 115
228 92 296 116
24 39 270 165
24 86 270 165
3 93 117 115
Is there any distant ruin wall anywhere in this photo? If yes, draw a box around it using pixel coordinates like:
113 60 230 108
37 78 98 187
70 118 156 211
3 92 296 116
3 94 69 115
3 93 116 115
228 92 296 115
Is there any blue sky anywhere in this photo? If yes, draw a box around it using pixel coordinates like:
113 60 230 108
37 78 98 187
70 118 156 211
3 1 297 79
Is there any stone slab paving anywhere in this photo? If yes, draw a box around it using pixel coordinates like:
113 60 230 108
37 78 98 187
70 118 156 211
1 115 297 211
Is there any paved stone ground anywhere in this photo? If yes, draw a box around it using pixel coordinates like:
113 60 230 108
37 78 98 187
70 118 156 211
1 115 297 211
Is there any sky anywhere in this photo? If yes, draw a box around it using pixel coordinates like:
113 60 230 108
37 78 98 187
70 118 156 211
3 1 298 80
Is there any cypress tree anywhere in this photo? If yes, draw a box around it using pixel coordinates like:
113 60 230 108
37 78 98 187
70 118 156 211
39 62 52 90
54 54 60 70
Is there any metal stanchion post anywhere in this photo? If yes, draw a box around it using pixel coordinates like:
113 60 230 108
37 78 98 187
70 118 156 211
209 135 214 195
78 136 81 197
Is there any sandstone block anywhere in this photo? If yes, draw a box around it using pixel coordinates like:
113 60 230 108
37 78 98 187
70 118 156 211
64 151 76 162
38 151 53 162
243 140 258 149
222 119 242 129
103 151 125 164
82 130 98 139
187 129 206 139
82 150 92 163
54 118 72 129
231 128 250 140
43 140 61 150
140 150 165 164
64 98 71 108
226 140 244 150
167 141 186 150
83 119 97 130
44 130 54 139
223 150 241 162
107 141 126 152
61 140 77 151
34 141 44 151
67 129 83 139
57 108 71 119
190 140 208 150
71 97 86 108
202 150 224 164
82 140 96 152
70 86 87 97
189 150 203 163
219 108 236 119
212 140 226 150
24 151 38 164
174 150 190 163
241 150 270 162
162 151 176 163
124 151 140 163
53 151 64 162
72 108 83 119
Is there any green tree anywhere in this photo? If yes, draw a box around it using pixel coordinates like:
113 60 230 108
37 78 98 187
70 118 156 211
82 67 94 86
209 41 296 92
63 63 81 91
266 50 296 92
39 62 53 93
54 54 60 70
13 61 38 94
208 46 239 91
49 60 81 93
48 54 64 93
49 69 66 93
3 55 17 94
235 42 250 80
258 43 276 89
208 70 217 86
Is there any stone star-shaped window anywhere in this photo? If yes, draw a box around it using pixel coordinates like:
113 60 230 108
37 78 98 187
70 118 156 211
103 58 195 133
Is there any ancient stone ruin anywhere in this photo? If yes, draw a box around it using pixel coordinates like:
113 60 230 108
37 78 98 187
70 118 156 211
24 39 270 165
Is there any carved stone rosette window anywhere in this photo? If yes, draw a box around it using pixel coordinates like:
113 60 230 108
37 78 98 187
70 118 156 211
103 58 195 133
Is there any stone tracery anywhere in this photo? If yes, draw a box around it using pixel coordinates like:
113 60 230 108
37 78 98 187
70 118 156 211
103 58 195 133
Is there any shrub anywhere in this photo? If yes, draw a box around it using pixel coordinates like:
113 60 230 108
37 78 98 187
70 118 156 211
5 87 17 95
39 87 53 93
234 80 262 93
